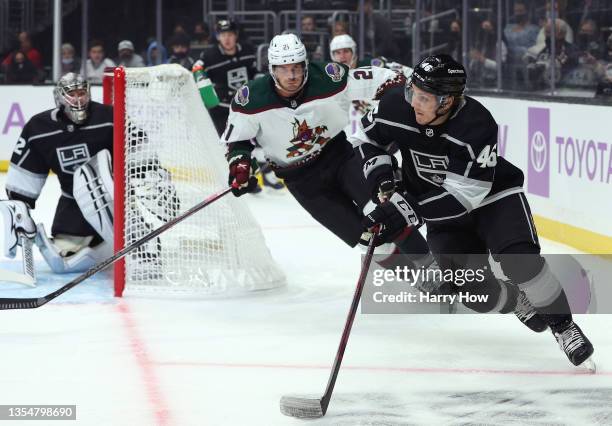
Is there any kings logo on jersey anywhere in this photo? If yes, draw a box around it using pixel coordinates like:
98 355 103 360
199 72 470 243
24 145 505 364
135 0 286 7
56 144 91 174
325 63 345 82
228 67 249 91
287 119 330 158
409 149 448 186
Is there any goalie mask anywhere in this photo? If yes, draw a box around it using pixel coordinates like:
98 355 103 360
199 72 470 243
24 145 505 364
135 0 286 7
54 72 91 124
268 34 309 94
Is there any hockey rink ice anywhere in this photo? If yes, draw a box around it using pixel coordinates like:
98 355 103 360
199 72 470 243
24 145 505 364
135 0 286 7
0 175 610 426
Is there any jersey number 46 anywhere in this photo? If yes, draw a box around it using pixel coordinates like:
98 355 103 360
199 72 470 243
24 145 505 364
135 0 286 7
476 145 497 168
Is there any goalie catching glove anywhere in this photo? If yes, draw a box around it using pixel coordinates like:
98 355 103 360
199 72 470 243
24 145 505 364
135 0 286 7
362 192 420 244
227 153 260 197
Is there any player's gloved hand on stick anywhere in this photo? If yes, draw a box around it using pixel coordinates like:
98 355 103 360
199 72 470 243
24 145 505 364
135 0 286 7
228 154 259 197
362 192 420 244
376 179 395 203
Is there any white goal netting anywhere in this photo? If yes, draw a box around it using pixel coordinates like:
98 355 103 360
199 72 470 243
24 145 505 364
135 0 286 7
115 64 285 295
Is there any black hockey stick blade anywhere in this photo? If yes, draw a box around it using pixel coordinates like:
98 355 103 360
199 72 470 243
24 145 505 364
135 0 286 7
280 228 379 418
0 186 233 310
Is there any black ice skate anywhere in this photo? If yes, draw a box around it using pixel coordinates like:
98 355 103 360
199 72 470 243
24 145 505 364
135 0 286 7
552 320 594 367
514 290 548 333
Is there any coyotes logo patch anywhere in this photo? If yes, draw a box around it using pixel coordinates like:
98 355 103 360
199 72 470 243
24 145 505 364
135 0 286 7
325 63 345 82
287 119 330 158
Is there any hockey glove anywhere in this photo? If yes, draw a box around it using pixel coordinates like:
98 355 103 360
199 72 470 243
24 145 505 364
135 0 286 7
0 199 37 258
362 192 420 244
376 179 395 203
228 154 259 197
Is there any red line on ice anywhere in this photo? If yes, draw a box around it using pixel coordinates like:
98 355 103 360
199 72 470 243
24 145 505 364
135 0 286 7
155 361 606 376
117 303 171 425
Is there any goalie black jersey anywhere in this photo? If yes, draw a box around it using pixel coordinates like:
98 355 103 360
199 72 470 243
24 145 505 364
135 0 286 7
6 101 113 208
351 86 525 224
199 43 257 106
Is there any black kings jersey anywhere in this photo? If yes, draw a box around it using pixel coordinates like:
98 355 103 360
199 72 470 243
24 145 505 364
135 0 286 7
351 86 524 224
6 102 113 208
200 43 257 106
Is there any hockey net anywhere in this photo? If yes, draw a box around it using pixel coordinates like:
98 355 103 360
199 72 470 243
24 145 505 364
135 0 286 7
104 64 285 296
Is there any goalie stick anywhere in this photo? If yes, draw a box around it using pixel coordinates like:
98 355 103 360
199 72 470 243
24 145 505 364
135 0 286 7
280 228 379 419
0 186 233 310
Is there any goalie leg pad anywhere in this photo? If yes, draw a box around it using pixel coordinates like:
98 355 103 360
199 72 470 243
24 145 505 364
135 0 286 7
73 149 114 243
35 223 113 274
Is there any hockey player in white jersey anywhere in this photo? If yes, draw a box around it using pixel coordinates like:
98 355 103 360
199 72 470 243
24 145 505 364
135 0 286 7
329 34 413 137
222 34 431 265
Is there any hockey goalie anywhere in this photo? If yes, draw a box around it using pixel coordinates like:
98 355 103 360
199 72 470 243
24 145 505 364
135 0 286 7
1 73 176 283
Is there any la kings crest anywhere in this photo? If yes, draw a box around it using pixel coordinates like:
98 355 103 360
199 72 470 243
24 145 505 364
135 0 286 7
409 149 448 186
228 66 249 91
56 144 91 174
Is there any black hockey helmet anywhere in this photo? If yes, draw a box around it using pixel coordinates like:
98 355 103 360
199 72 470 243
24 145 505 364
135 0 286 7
216 19 238 34
410 54 466 97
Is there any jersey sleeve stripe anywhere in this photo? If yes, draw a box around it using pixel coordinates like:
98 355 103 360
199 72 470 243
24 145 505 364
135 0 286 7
376 118 421 134
418 191 452 205
16 149 30 167
440 133 475 159
476 187 523 209
442 171 492 211
28 129 64 143
80 122 113 130
6 163 47 199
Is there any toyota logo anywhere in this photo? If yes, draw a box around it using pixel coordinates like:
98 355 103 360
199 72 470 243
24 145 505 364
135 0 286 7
530 130 547 172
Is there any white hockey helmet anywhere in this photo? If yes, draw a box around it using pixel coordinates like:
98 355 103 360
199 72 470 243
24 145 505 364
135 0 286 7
53 72 91 124
268 33 309 92
329 34 357 66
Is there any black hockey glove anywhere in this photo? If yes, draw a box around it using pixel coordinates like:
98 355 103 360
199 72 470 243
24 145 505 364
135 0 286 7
362 192 420 244
228 154 259 197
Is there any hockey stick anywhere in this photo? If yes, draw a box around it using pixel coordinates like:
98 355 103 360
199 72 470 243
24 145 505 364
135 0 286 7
280 228 379 419
0 234 36 287
0 186 233 310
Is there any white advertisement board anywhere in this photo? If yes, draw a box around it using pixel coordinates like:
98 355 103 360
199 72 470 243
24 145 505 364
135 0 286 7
475 96 612 244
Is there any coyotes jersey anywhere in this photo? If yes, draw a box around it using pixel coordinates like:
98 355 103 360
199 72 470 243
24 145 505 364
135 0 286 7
6 102 113 208
200 43 258 106
350 87 524 224
222 62 396 169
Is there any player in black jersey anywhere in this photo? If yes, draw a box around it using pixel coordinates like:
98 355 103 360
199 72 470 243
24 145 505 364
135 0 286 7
199 19 258 135
353 54 594 368
1 72 116 274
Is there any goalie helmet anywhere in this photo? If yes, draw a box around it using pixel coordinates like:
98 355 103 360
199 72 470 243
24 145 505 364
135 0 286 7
53 72 91 124
329 34 357 67
268 33 309 91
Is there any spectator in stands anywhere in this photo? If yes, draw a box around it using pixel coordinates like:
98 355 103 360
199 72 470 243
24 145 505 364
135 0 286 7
190 22 212 59
5 51 39 84
536 1 574 45
605 33 612 62
562 19 607 89
362 0 398 58
447 19 462 61
504 1 539 90
575 19 605 60
81 40 116 84
167 33 195 70
524 19 579 90
469 18 507 88
2 31 43 72
61 43 81 74
116 40 145 68
145 40 168 66
332 20 349 37
300 15 323 59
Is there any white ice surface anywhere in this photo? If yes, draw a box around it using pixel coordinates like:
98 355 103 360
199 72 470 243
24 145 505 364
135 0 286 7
0 174 610 426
